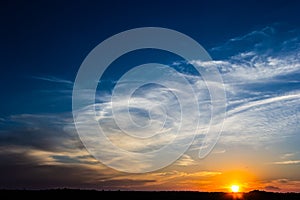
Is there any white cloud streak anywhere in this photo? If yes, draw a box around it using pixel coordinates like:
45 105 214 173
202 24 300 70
32 75 73 85
272 160 300 165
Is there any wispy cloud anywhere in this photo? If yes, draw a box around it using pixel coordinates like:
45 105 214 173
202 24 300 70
280 153 295 159
70 25 300 173
174 155 195 166
227 92 300 117
262 178 300 192
272 160 300 165
265 185 281 191
187 26 300 147
31 75 73 85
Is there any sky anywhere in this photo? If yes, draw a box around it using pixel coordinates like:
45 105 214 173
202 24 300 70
1 0 300 192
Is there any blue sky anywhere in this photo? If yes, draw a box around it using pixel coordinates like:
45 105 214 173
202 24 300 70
1 0 300 191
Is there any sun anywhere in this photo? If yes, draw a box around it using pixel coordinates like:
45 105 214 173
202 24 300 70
231 185 240 193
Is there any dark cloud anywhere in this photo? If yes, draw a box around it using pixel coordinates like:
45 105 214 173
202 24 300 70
0 150 97 188
0 113 83 153
0 153 154 190
278 179 289 184
265 185 281 191
0 113 156 189
99 179 156 189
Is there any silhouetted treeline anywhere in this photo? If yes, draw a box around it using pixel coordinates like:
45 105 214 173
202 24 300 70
0 189 299 200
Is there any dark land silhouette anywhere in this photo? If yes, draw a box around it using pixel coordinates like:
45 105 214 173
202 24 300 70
0 189 299 200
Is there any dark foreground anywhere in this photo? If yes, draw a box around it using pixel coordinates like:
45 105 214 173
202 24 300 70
0 190 299 200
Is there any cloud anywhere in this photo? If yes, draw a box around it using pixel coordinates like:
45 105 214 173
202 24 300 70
277 179 289 184
71 25 300 172
0 112 165 189
280 153 295 159
113 170 222 188
210 24 300 59
187 27 300 147
262 178 300 192
272 160 300 165
174 155 195 166
227 93 300 117
0 114 81 153
210 26 273 53
265 185 281 191
212 149 226 154
72 63 219 172
31 75 73 85
151 170 222 181
0 109 224 188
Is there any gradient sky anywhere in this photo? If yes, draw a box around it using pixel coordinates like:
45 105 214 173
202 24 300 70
1 0 300 192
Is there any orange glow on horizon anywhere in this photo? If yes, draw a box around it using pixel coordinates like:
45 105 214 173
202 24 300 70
205 170 257 192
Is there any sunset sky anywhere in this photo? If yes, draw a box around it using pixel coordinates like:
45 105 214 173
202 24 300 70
1 0 300 192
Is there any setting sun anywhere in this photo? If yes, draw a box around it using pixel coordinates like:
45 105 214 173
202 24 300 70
231 185 240 193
